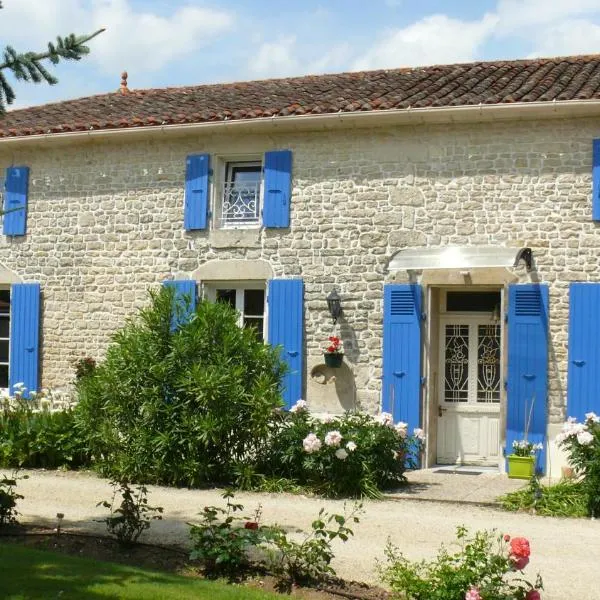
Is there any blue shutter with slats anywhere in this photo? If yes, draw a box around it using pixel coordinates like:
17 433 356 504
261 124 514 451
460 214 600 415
268 279 303 409
162 280 197 330
9 282 40 397
382 283 422 433
593 140 600 221
507 283 549 473
567 283 600 420
184 154 210 230
3 166 29 236
263 150 292 228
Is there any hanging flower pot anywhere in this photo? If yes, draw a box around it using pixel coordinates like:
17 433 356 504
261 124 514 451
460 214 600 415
324 352 344 368
323 335 344 368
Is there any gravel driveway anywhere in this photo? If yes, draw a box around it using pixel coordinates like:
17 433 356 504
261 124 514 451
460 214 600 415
13 469 600 599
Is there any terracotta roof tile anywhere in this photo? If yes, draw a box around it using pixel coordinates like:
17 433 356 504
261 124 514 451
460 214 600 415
3 55 600 139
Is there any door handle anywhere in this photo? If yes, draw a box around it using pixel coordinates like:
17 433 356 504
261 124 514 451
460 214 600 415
438 406 447 417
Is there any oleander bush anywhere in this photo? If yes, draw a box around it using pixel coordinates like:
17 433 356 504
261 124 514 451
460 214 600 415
75 287 286 487
256 402 424 498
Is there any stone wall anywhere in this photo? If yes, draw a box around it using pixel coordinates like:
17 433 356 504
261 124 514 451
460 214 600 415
0 116 598 423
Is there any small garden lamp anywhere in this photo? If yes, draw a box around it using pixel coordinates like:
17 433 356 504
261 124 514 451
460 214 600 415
326 288 342 324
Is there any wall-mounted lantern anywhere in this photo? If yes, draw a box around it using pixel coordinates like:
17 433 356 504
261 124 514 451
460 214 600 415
326 288 342 325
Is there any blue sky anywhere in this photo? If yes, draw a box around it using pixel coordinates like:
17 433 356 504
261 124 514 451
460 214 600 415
2 0 600 109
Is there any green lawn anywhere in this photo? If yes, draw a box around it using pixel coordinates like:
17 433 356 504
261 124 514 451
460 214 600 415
0 543 280 599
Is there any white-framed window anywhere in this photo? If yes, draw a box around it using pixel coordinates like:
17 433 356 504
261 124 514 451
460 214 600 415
204 282 266 341
0 289 9 390
213 156 263 229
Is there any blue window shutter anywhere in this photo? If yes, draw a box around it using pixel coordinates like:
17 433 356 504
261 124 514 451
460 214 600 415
567 283 600 420
382 284 422 433
162 280 197 330
3 166 29 236
184 154 210 230
507 283 549 473
267 279 303 409
9 282 40 397
593 140 600 221
263 150 292 228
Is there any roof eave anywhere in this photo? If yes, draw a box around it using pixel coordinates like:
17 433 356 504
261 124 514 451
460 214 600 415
1 98 600 147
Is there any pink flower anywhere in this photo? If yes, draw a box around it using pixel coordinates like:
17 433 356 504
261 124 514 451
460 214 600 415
512 555 530 570
244 521 258 530
465 586 482 600
510 537 531 558
503 534 511 542
324 430 343 447
525 590 541 600
303 433 322 453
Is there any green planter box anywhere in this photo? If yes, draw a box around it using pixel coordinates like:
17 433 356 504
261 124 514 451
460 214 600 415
507 455 535 479
324 353 344 368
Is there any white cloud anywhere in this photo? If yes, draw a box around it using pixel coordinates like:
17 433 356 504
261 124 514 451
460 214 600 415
526 18 600 57
352 13 498 71
249 36 350 78
0 0 234 78
494 0 600 33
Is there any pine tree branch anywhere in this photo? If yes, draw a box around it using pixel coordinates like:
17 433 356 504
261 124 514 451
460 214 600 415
0 28 104 113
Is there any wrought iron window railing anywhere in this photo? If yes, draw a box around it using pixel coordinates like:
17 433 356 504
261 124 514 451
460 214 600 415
219 181 261 227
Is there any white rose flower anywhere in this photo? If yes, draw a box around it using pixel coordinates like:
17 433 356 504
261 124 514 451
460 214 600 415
413 428 426 441
302 433 322 453
585 412 600 423
376 412 394 427
335 448 348 460
577 431 594 446
290 399 307 413
395 421 408 438
345 441 357 452
324 430 343 447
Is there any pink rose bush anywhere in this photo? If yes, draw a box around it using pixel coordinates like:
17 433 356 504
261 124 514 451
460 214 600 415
381 527 543 600
258 407 424 498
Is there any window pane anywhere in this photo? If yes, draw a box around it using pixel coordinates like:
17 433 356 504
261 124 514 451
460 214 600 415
0 318 9 338
244 317 264 341
229 165 261 185
0 290 9 315
216 289 236 308
0 364 7 388
444 324 469 402
477 325 501 403
0 340 9 363
447 291 501 312
244 289 265 316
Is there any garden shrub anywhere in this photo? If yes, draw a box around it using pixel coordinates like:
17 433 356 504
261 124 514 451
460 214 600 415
555 412 600 517
0 471 27 526
380 526 543 600
256 403 424 498
76 287 286 487
0 389 89 469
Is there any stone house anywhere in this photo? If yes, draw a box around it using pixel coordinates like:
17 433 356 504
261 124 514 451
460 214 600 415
1 55 600 477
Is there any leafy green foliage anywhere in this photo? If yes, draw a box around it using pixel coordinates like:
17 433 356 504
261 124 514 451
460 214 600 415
189 490 273 576
98 480 163 547
0 470 27 526
500 477 587 518
380 527 543 600
556 414 600 517
0 401 90 469
76 287 286 487
257 409 421 498
265 503 362 588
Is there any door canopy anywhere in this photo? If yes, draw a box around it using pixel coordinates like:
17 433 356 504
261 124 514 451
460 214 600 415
388 246 532 272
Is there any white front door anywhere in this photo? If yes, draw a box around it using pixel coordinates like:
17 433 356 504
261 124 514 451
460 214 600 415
436 317 502 465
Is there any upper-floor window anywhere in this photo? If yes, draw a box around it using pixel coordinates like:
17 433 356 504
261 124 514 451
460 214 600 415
216 160 262 229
